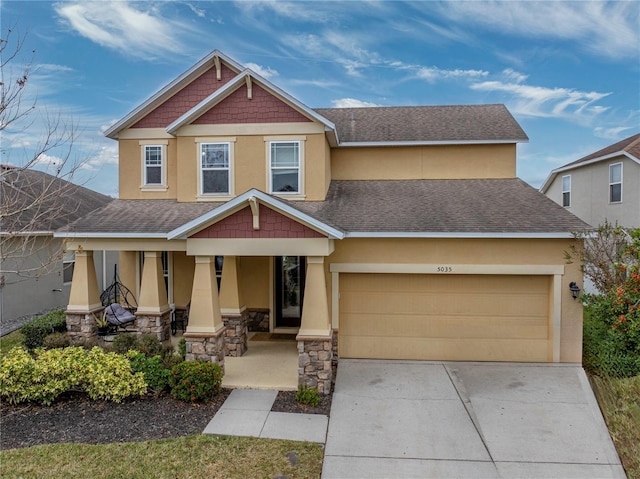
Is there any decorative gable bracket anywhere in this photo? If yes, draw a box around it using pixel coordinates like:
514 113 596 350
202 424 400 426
248 196 259 230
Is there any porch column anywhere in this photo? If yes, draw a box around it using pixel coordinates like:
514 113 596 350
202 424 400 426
118 251 138 302
184 256 226 368
66 249 102 343
219 256 249 357
136 251 170 341
297 256 333 394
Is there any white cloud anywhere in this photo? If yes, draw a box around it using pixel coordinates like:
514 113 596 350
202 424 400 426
437 1 639 60
416 66 488 83
81 143 119 171
470 80 611 122
186 3 205 18
331 98 381 108
55 1 184 60
594 126 634 140
502 68 528 83
245 63 278 79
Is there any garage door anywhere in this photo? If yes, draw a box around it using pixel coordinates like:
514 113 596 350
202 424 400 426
339 273 551 362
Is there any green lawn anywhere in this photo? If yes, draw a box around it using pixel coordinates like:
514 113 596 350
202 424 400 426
0 330 23 357
0 435 324 479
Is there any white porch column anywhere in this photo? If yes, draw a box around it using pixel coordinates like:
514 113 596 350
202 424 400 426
137 251 169 314
187 256 224 334
297 256 331 338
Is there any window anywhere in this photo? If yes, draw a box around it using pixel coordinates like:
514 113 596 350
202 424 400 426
143 145 163 185
201 143 230 194
63 250 75 284
562 175 571 207
270 141 300 193
609 163 622 203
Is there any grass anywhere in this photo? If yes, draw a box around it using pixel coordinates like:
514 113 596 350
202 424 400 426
0 330 23 357
590 374 640 478
0 435 325 479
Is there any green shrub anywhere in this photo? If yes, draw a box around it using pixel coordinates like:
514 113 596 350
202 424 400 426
178 338 186 359
0 346 146 405
127 352 171 393
170 361 223 402
296 384 321 407
111 334 139 354
42 332 71 349
162 353 183 371
20 310 67 350
137 334 163 357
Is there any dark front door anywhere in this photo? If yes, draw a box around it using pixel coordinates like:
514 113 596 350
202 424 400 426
275 256 305 328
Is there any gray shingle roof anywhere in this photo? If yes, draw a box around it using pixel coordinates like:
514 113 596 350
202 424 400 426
59 200 221 234
562 132 640 168
59 180 589 236
294 179 590 233
314 104 528 143
1 165 112 233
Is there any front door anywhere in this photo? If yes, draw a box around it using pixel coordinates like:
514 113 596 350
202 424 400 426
275 256 305 329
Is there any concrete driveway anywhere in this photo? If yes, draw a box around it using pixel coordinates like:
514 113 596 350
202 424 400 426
322 360 625 478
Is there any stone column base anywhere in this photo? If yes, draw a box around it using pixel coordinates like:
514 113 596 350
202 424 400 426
184 328 226 370
247 308 270 332
135 310 171 342
66 307 103 344
222 310 249 357
297 336 333 395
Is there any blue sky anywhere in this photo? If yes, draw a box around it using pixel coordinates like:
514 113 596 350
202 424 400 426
2 0 639 196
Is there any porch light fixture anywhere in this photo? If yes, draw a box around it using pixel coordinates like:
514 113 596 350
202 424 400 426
569 282 581 300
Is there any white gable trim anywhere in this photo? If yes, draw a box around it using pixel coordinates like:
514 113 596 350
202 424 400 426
104 51 243 139
167 189 345 240
165 69 338 139
540 151 640 193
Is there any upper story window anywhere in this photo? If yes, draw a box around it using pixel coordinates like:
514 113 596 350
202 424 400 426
561 175 571 207
609 163 622 203
201 143 231 195
139 140 168 191
270 141 300 194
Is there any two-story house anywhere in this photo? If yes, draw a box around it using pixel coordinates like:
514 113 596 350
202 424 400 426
57 51 589 393
540 133 640 229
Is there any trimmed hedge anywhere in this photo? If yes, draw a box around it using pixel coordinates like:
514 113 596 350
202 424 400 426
20 310 67 350
170 361 223 402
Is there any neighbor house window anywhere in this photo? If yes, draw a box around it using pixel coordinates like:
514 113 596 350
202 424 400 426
609 163 622 203
63 250 75 284
143 145 163 185
562 175 571 207
270 141 300 193
200 143 230 195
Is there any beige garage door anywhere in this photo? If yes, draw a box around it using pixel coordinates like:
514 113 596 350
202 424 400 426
339 273 551 362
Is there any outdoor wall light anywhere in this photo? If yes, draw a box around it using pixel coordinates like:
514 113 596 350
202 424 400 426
569 282 581 300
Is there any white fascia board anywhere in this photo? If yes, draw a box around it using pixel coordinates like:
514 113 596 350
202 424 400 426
166 69 338 137
338 139 526 147
54 232 167 239
540 151 639 193
0 231 52 236
345 231 576 239
167 189 345 240
104 50 244 139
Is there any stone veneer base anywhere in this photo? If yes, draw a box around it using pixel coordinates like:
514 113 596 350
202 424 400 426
222 310 249 357
135 310 171 342
184 328 226 370
66 307 103 344
298 336 333 395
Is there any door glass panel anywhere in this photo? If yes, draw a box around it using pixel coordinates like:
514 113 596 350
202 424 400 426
275 256 305 328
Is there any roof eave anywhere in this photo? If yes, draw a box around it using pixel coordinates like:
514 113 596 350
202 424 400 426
345 231 579 239
338 138 528 147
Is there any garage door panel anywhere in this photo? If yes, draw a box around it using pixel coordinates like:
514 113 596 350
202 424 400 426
338 273 552 362
339 335 549 362
340 313 548 339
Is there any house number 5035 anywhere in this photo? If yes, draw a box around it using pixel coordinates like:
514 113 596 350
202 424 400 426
436 266 453 273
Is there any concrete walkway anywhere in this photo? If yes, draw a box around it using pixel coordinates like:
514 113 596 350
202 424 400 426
203 388 328 443
323 360 625 479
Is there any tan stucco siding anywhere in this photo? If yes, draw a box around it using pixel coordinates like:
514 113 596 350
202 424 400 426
172 251 195 309
240 256 270 309
330 144 516 180
326 237 583 363
118 138 178 199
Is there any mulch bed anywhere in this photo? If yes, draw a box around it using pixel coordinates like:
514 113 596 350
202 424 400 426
0 388 332 450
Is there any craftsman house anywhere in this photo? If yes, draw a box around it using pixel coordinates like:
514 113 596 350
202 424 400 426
57 51 589 393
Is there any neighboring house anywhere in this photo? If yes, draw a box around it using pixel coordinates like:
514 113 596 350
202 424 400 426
0 165 117 327
540 133 640 228
56 51 589 393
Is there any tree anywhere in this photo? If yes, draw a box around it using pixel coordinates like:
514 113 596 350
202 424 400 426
0 27 104 282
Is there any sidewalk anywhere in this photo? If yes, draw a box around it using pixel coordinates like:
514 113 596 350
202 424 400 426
203 388 328 444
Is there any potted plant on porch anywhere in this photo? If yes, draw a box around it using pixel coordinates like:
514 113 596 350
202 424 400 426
93 310 110 336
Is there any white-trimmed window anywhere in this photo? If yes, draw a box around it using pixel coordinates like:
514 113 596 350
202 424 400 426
609 163 622 203
562 175 571 207
200 143 231 195
269 141 300 194
143 145 163 185
63 250 75 284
